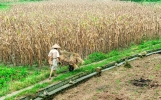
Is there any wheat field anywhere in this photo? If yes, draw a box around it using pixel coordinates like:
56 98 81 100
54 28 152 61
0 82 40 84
0 0 161 67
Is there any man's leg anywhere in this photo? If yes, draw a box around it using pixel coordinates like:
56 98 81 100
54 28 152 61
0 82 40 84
53 70 57 77
49 69 53 80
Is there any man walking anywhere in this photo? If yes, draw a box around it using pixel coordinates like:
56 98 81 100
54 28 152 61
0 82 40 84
48 44 61 80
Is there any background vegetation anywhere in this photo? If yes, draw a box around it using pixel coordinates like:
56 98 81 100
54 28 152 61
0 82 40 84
19 0 43 1
120 0 161 2
0 1 161 67
0 0 44 2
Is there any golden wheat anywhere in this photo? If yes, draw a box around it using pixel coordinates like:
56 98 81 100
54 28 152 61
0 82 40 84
0 1 161 67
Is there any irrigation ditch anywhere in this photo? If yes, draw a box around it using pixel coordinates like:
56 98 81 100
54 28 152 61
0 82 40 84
20 48 161 100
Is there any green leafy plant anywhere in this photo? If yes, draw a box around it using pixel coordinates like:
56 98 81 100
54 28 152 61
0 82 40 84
84 52 106 64
124 61 132 68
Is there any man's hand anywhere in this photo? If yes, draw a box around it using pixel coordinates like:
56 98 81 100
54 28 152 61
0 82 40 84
49 60 52 65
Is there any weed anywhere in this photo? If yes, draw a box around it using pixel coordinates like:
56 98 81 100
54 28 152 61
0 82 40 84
96 89 102 93
149 75 154 79
124 61 132 68
155 64 161 71
116 79 121 85
127 73 132 77
116 86 121 90
113 91 118 94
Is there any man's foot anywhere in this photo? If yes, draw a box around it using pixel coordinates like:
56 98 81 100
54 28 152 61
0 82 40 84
54 75 57 77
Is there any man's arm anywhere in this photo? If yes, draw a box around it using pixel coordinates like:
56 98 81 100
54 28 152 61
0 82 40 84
57 50 60 64
48 56 53 65
48 52 53 65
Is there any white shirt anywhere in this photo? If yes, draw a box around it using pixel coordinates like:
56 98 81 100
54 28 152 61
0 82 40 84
48 49 60 58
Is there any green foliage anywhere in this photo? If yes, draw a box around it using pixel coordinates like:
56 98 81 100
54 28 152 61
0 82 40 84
124 61 132 68
0 65 49 97
0 66 28 89
120 0 160 2
0 4 9 10
19 0 43 1
107 50 119 58
5 83 49 100
84 52 106 64
151 40 158 45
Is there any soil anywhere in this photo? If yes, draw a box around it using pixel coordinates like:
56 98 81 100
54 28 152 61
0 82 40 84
53 54 161 100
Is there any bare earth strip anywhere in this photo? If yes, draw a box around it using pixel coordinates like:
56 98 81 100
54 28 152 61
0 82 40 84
54 54 161 100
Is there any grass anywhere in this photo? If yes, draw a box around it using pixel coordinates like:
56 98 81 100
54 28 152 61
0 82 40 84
0 3 10 10
5 83 49 100
84 52 107 65
4 37 161 100
0 65 49 97
0 0 44 11
19 0 43 2
0 65 69 97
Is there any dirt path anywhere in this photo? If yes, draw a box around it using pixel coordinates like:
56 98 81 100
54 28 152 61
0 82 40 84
54 54 161 100
0 78 52 100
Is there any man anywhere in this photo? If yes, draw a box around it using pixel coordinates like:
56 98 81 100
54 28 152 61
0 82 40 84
48 44 61 80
